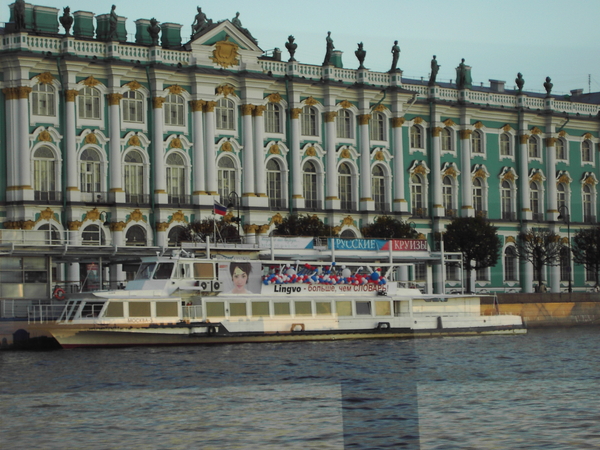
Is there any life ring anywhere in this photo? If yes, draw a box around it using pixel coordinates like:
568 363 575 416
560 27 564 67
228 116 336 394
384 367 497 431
207 325 216 336
53 287 66 300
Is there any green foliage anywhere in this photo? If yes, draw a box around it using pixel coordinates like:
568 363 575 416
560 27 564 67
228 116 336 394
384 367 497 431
443 216 501 292
361 215 419 239
274 214 336 237
516 228 564 286
177 219 239 243
572 226 600 285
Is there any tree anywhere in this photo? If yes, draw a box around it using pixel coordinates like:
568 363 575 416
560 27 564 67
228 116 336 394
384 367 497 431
361 215 419 239
177 218 239 243
274 214 336 238
442 216 501 293
516 228 565 289
572 226 600 287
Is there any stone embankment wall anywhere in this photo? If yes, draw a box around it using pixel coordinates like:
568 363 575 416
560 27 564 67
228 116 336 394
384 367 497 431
481 293 600 327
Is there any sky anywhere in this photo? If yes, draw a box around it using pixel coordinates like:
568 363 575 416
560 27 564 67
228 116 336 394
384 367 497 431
3 0 600 95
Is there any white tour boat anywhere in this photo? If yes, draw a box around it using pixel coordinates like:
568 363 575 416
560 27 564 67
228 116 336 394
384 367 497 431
48 251 525 348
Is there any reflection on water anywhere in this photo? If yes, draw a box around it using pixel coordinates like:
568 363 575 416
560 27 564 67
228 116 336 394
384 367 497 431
0 328 599 449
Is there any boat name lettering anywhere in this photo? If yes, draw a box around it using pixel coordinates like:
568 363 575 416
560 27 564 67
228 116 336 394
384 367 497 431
274 285 302 294
307 285 336 292
127 318 150 323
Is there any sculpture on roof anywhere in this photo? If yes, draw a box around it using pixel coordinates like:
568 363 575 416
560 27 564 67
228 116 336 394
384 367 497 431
13 0 26 31
323 31 334 66
389 40 400 73
515 73 524 93
108 5 118 41
457 58 467 89
355 42 366 69
544 77 553 97
59 6 73 36
191 7 213 38
231 12 257 44
148 18 160 46
285 35 297 62
428 55 440 86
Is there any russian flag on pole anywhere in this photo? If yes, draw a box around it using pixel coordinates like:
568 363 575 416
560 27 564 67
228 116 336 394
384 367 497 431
214 201 227 216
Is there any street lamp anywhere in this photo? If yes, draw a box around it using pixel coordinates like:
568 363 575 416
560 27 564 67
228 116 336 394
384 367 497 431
557 204 572 293
227 191 241 236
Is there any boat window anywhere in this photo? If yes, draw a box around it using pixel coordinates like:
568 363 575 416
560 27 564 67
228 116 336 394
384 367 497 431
153 263 174 280
135 263 156 280
129 302 151 317
251 302 269 317
316 302 332 315
356 301 372 315
194 263 215 279
81 301 104 318
375 301 391 316
273 302 290 315
156 301 178 317
103 302 124 318
294 301 312 316
206 302 225 317
336 301 352 317
230 303 247 317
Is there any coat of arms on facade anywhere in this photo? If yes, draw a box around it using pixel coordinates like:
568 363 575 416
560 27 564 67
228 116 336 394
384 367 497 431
211 35 239 68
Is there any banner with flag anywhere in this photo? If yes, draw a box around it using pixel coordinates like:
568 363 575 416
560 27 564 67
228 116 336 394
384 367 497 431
214 201 227 216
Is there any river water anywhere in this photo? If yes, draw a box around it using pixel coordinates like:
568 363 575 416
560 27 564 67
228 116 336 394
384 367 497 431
1 327 599 449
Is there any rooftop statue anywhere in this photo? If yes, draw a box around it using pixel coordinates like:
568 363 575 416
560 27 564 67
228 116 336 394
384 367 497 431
13 0 26 31
544 76 553 97
59 6 73 36
108 5 118 41
191 6 213 38
231 12 257 44
148 18 160 46
323 31 334 66
355 42 366 69
515 73 524 93
457 58 467 89
428 55 440 86
389 40 400 72
285 35 297 62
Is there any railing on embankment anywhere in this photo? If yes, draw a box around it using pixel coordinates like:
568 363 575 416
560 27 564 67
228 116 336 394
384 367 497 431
481 293 600 327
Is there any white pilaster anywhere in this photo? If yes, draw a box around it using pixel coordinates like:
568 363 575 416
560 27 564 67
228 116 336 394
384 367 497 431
253 106 267 200
459 130 473 217
191 100 207 201
392 118 407 212
431 126 444 216
358 115 373 211
519 134 532 221
204 101 218 195
107 93 124 202
241 104 255 201
325 111 339 210
290 108 304 209
152 97 167 203
17 87 33 200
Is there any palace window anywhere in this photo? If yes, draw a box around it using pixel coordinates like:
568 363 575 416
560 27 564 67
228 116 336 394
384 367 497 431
411 174 426 216
80 148 101 194
528 136 540 158
338 163 353 210
372 164 386 211
218 156 236 201
530 181 542 219
556 183 567 210
556 139 566 160
410 125 423 149
303 161 318 209
164 94 184 126
124 150 145 203
500 133 511 156
473 177 485 216
370 112 386 141
471 129 483 154
560 247 571 282
78 87 101 119
265 103 282 133
442 176 456 217
267 159 283 209
82 224 106 246
501 180 515 220
216 98 235 130
166 153 186 203
441 128 452 152
583 184 595 222
504 247 518 281
122 90 144 123
336 110 353 139
31 83 55 116
301 106 318 136
126 225 147 247
33 147 57 201
582 140 593 163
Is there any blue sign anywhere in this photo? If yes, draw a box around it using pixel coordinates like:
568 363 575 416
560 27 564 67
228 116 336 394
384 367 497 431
327 238 387 251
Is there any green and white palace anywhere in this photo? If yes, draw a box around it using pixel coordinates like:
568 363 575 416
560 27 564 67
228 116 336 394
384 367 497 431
1 1 600 298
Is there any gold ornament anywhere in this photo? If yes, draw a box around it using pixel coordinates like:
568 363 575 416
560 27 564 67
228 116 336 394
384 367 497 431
211 36 239 68
216 84 236 97
83 76 100 87
37 72 54 84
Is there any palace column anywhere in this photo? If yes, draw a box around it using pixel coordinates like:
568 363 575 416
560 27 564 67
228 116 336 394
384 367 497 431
431 126 444 217
290 107 304 209
358 114 373 211
109 222 126 287
324 111 339 209
107 93 124 202
253 105 267 200
545 137 558 217
190 100 206 203
203 101 218 195
17 86 33 201
152 96 167 203
241 104 255 202
3 88 17 198
391 117 407 212
518 134 532 221
459 129 473 217
64 90 79 201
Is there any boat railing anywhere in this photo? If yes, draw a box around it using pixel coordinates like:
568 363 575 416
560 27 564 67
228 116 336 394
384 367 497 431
182 305 203 320
27 303 65 324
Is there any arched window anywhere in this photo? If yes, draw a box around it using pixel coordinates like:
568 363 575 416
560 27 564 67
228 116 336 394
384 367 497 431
583 184 595 222
442 176 455 217
411 174 425 217
124 150 145 203
410 125 423 149
267 159 283 209
218 156 236 201
504 247 518 281
31 83 55 116
340 229 356 238
82 224 105 245
301 106 318 136
556 183 567 210
78 86 101 119
560 247 571 282
122 90 144 123
164 94 184 126
126 225 147 247
167 226 185 247
370 112 385 141
80 148 101 199
33 147 57 201
441 128 452 151
582 140 593 162
336 109 353 139
500 133 511 156
501 180 515 220
471 130 483 154
303 161 318 209
216 98 235 130
473 177 485 216
265 103 282 133
338 163 353 210
530 181 542 220
38 223 61 244
166 153 186 203
556 139 566 160
528 136 540 158
372 165 386 211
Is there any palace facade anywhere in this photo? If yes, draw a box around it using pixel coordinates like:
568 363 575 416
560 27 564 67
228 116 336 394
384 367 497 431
1 2 600 295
